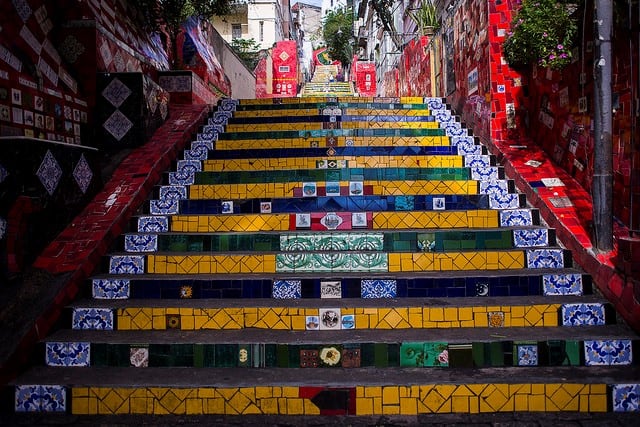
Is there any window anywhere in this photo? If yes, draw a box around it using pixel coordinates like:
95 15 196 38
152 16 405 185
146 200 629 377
259 21 264 42
232 24 242 40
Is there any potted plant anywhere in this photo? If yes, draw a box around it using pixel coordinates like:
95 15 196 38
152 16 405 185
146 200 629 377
502 0 578 70
408 0 440 36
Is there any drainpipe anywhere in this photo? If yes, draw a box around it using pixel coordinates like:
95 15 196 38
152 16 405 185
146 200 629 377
592 0 613 251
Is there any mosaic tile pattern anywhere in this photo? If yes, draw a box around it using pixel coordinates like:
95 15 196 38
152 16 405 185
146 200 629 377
500 209 534 227
279 233 384 251
272 280 302 299
36 150 62 195
513 229 549 248
526 249 565 269
109 255 145 274
15 385 66 413
561 303 606 326
103 110 133 141
583 340 633 366
124 234 158 252
516 344 538 366
542 274 583 296
137 216 169 232
159 185 188 201
73 154 93 194
276 253 388 272
46 342 90 367
361 279 397 298
149 199 180 215
92 279 130 299
612 384 640 412
72 308 114 330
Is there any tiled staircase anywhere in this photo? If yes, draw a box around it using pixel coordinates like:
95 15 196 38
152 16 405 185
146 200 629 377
12 96 640 417
301 64 354 97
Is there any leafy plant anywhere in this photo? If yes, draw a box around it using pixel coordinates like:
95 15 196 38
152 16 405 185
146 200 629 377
408 0 440 35
502 0 578 70
230 38 261 70
322 7 354 67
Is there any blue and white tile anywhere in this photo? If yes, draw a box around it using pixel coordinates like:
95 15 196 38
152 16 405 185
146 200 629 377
480 180 509 196
455 140 482 156
526 249 564 268
184 143 209 160
561 303 606 326
542 273 583 296
470 166 499 181
584 339 633 366
612 384 640 412
73 154 93 194
138 216 169 232
72 307 114 330
209 112 229 125
464 155 491 169
488 192 521 209
92 278 130 299
45 342 90 367
168 171 195 185
513 229 549 247
159 185 187 201
150 199 179 215
176 159 202 175
272 280 302 299
15 385 67 413
434 110 453 123
361 279 397 298
197 126 218 142
124 234 158 252
109 255 145 274
37 150 62 196
516 344 538 366
444 123 468 137
500 209 534 226
425 97 447 111
219 98 238 112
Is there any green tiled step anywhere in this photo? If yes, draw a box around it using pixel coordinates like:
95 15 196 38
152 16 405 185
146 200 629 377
233 102 440 111
13 365 639 415
43 326 638 368
122 229 554 253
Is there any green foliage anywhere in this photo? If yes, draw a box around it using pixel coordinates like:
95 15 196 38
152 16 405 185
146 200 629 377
502 0 578 70
322 7 354 67
368 0 402 49
408 0 440 34
230 38 261 70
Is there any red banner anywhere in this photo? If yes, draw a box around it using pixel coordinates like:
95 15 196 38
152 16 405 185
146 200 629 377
355 61 376 97
272 41 298 97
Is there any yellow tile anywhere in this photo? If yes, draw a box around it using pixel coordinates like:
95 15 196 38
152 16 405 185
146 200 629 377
356 397 374 415
365 386 382 398
286 398 304 415
303 398 320 415
281 386 298 398
451 396 469 413
528 394 546 411
400 397 418 415
429 307 444 321
259 397 279 414
206 397 225 414
474 312 489 327
443 307 458 322
588 395 608 412
458 307 473 321
382 386 399 405
382 405 400 415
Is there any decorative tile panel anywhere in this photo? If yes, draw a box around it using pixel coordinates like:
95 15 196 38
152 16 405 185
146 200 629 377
526 249 564 269
488 193 521 209
73 154 93 194
184 143 209 160
434 110 453 122
480 180 509 196
542 274 583 296
516 344 538 366
319 308 341 330
124 234 158 252
400 342 448 367
177 160 202 174
149 199 179 215
500 209 534 227
109 255 145 274
15 385 66 412
272 280 301 299
320 281 342 298
425 97 446 110
168 171 195 186
279 233 384 251
72 307 114 330
101 77 131 108
37 150 62 195
92 278 130 299
103 110 133 141
464 155 491 168
470 166 499 181
138 216 169 232
612 384 640 412
361 279 397 298
444 123 467 136
45 342 90 367
584 340 633 366
561 303 606 326
130 346 149 367
159 185 187 201
513 229 549 247
276 253 388 272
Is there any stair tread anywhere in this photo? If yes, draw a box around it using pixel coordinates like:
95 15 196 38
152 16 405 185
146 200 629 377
13 365 640 387
45 324 639 344
69 295 607 309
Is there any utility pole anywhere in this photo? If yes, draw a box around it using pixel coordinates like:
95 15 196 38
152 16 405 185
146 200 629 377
592 0 613 250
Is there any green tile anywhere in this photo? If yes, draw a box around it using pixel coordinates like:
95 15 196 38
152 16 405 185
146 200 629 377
360 343 375 367
472 342 487 367
90 343 108 367
448 344 473 368
276 344 289 368
200 344 216 367
424 342 449 367
215 344 238 367
400 342 425 367
374 343 388 367
289 345 301 367
193 344 204 368
388 343 400 367
264 344 278 368
565 340 582 366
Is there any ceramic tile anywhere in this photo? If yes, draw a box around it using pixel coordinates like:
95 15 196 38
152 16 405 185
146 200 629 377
300 349 319 367
109 255 145 274
92 278 130 299
488 193 520 209
320 280 342 298
102 77 131 107
15 385 66 412
516 344 538 366
583 340 633 365
612 384 640 412
561 303 606 326
272 280 301 299
73 154 93 194
296 213 311 228
159 185 187 201
513 229 549 247
130 346 149 367
480 180 509 196
464 155 491 168
526 249 564 269
46 342 90 367
36 150 62 195
149 199 179 215
319 308 341 330
124 234 158 252
400 342 448 367
341 347 361 367
361 279 397 298
319 346 343 366
138 216 169 233
471 166 499 181
500 209 534 227
72 307 114 330
305 315 320 330
168 171 195 185
103 110 133 141
341 314 355 329
542 273 583 296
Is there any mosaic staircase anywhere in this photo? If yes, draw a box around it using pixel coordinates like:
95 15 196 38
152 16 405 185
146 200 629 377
12 96 640 417
302 64 354 97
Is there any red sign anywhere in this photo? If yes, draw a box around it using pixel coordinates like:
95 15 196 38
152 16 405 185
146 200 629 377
273 40 298 97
